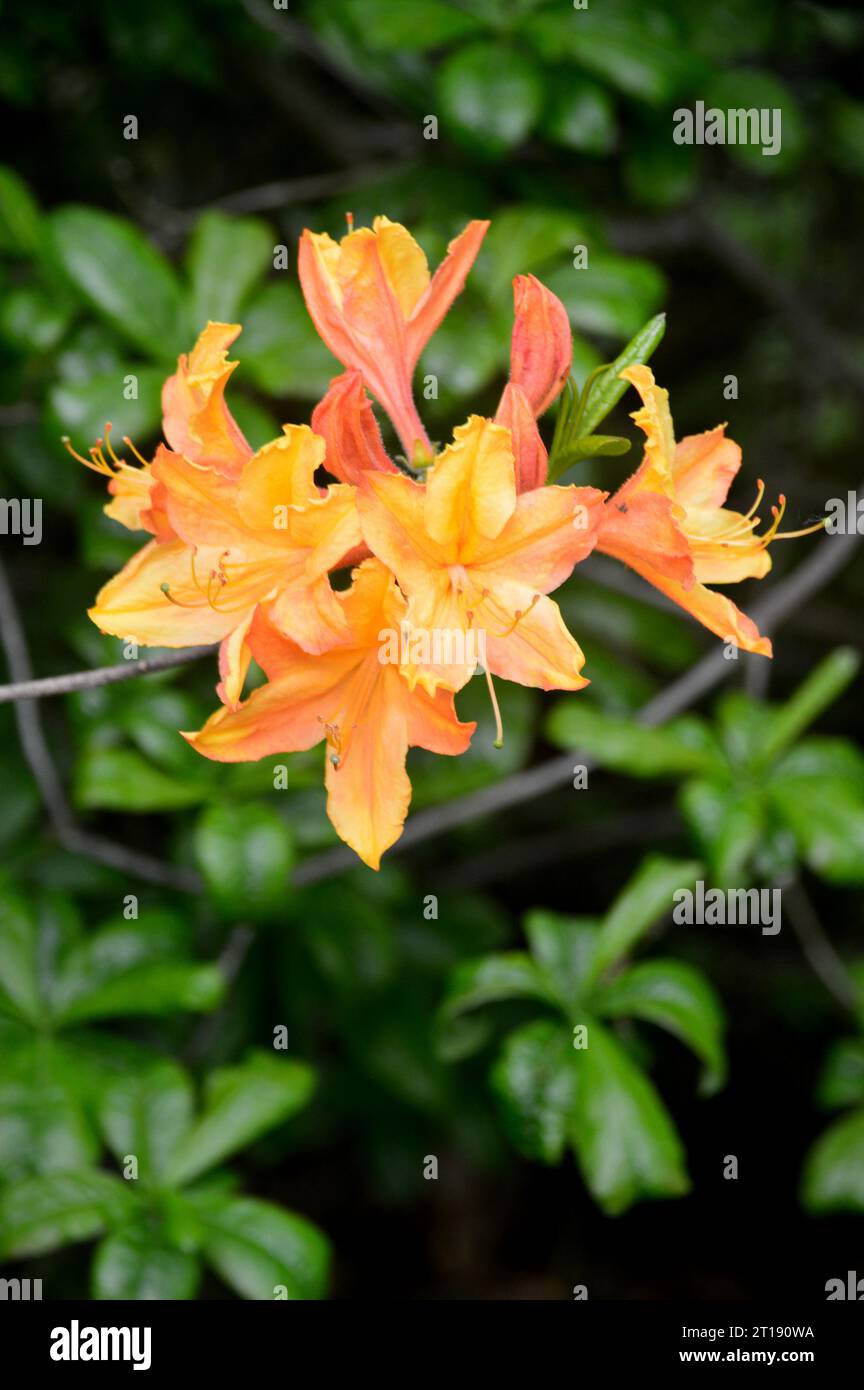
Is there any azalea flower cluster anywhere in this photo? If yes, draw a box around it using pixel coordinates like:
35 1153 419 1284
73 217 811 868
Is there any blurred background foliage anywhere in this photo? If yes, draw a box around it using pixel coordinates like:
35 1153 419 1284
0 0 863 1298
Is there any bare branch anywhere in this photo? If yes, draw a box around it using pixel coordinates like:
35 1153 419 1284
0 646 216 704
782 876 861 1014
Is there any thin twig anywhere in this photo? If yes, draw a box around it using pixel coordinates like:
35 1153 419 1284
781 876 860 1013
0 646 215 704
0 554 201 892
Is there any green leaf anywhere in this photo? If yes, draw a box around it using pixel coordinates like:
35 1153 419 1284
165 1053 316 1189
772 737 864 794
51 206 186 358
678 781 765 885
475 205 584 302
816 1040 864 1111
770 777 864 884
437 954 558 1059
49 366 164 444
0 883 42 1024
50 911 196 1018
437 42 544 157
546 254 665 341
58 961 223 1024
0 285 72 353
590 856 702 984
594 959 727 1094
0 165 42 255
92 1225 201 1300
542 75 616 155
241 282 339 398
0 1170 133 1258
99 1064 195 1180
523 3 702 105
333 0 485 51
419 299 504 399
74 746 209 813
801 1108 864 1213
546 434 631 480
0 1076 98 1179
570 1020 689 1214
194 801 295 920
203 1196 330 1300
490 1019 578 1164
756 648 860 771
522 911 599 1009
545 702 721 778
703 69 805 173
186 211 273 326
575 312 666 437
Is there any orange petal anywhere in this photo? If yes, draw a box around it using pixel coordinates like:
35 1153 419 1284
152 449 252 551
425 416 516 549
357 471 445 594
494 382 548 492
597 490 694 590
161 323 252 478
88 539 245 647
405 219 489 368
466 483 605 592
620 364 676 493
508 274 572 416
312 370 399 485
673 427 741 510
482 584 589 691
371 216 431 318
299 229 430 459
216 609 255 710
235 426 325 529
614 551 772 656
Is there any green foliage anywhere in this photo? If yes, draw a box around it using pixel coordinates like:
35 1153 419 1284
802 1018 864 1214
547 649 864 886
438 855 725 1213
0 1052 329 1299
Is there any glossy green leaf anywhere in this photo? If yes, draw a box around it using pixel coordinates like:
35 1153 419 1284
770 777 864 884
203 1196 330 1300
92 1224 201 1300
0 165 42 255
51 206 186 358
0 1077 98 1179
756 648 860 771
590 856 702 984
542 76 616 155
332 0 485 50
165 1053 316 1188
0 1170 133 1258
438 42 544 157
678 780 765 884
801 1108 864 1213
241 282 339 397
574 312 666 436
546 702 721 778
594 958 727 1093
193 801 295 920
490 1019 577 1164
816 1039 864 1111
570 1020 689 1214
522 911 599 1009
74 746 210 813
186 211 273 326
0 883 42 1025
99 1063 195 1180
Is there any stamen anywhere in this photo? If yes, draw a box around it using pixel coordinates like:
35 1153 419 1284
771 517 827 541
103 422 121 466
160 582 202 609
318 717 343 769
744 479 765 520
345 211 354 233
122 435 150 466
483 666 504 750
62 436 113 475
496 593 540 637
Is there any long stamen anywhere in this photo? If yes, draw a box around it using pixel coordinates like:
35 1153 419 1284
122 435 150 466
483 665 504 750
103 421 121 466
160 582 203 609
771 517 827 540
62 435 113 475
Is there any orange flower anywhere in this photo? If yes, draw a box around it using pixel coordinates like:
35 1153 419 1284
597 365 819 656
161 321 252 477
356 415 605 716
299 216 488 461
185 559 475 869
88 425 361 706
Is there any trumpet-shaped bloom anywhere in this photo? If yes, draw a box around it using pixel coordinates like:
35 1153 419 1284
596 365 817 657
185 559 476 869
88 426 361 706
357 415 605 696
299 216 488 460
161 321 252 477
